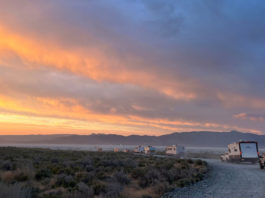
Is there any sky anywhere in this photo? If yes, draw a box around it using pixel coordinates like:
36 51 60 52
0 0 265 135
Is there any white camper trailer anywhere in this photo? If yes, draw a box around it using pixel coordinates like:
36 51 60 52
221 141 259 163
144 146 156 154
134 146 145 153
165 145 185 157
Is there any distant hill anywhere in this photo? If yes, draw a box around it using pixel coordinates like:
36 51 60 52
0 131 264 147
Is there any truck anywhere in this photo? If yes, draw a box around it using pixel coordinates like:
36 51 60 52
220 141 259 163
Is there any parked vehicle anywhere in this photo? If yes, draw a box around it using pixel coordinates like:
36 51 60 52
113 148 119 152
259 153 265 169
134 145 145 153
144 146 156 154
221 141 259 163
165 145 185 157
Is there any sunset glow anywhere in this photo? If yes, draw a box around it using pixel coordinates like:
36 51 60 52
0 0 264 135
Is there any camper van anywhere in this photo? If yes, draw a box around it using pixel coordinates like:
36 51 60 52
165 145 185 157
221 141 259 163
134 146 145 153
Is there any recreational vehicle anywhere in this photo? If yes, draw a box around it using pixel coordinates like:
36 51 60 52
144 146 156 154
165 145 185 157
134 146 145 153
221 141 259 163
113 148 119 152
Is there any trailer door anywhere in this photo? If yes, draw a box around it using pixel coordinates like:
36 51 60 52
240 143 258 158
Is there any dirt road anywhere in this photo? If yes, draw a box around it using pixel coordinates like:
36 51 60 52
162 159 265 198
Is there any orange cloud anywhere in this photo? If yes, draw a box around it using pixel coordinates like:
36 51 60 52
0 24 196 101
0 93 260 135
0 24 262 136
234 113 265 122
217 92 265 110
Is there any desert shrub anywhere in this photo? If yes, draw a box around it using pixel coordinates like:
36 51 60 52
180 161 189 170
35 169 51 181
40 189 64 198
160 160 175 170
14 170 29 182
176 178 193 187
142 195 152 198
64 191 93 198
75 182 94 197
50 158 59 164
138 168 162 188
113 171 130 185
195 159 203 166
95 167 109 180
105 182 123 198
0 183 31 198
187 159 193 164
1 160 16 171
2 171 16 183
75 172 94 184
153 182 170 195
1 169 28 184
123 159 137 169
138 159 147 167
92 181 106 195
55 174 76 188
131 167 146 179
0 147 208 198
50 165 65 175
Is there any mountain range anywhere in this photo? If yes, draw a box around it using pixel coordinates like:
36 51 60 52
0 131 264 147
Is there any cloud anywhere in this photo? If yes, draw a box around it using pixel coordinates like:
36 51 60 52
0 0 265 134
234 113 265 122
217 92 265 110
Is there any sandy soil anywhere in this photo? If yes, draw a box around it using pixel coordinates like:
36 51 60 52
162 159 265 198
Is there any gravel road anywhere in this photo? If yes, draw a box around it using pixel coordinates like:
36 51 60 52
162 159 265 198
